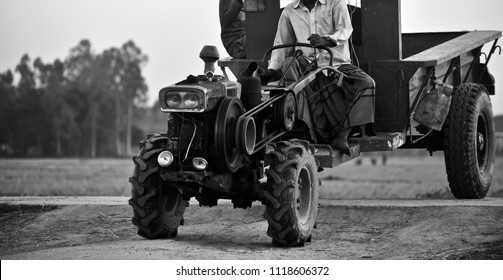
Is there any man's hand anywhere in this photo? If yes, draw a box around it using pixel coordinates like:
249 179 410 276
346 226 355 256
259 68 278 85
308 34 337 48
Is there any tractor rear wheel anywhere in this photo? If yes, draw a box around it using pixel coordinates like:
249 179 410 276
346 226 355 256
264 140 320 247
443 83 496 199
129 134 187 238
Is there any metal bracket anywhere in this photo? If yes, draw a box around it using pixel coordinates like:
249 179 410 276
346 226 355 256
478 38 500 83
463 48 482 83
442 57 459 84
496 45 502 55
408 67 435 123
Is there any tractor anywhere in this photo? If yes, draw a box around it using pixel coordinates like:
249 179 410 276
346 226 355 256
129 0 501 246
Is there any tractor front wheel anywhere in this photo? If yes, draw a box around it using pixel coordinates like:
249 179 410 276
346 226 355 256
129 135 187 238
264 140 320 247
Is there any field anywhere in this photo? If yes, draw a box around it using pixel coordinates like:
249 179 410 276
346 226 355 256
1 154 502 260
0 154 502 198
0 158 131 196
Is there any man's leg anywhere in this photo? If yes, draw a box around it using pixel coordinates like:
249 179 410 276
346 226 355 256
226 34 246 59
338 64 375 128
329 64 375 155
329 127 353 156
280 56 317 141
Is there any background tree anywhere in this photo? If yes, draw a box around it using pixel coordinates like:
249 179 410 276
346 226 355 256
34 58 78 156
0 70 16 154
0 38 154 157
14 54 51 155
65 39 108 157
120 40 148 155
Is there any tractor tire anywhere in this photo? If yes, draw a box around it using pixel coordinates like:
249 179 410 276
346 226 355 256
264 140 320 247
443 83 496 199
129 134 187 239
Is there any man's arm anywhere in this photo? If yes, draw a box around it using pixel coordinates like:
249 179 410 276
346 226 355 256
269 10 296 71
219 0 243 28
324 0 353 46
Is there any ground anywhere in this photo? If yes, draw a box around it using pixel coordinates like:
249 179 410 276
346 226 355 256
0 156 502 259
1 198 502 260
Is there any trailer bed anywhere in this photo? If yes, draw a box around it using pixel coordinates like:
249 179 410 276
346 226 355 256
403 30 501 67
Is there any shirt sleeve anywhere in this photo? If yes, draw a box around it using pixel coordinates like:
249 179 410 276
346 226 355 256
269 10 296 71
325 0 353 46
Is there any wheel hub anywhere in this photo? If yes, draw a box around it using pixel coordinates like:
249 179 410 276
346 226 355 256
296 169 311 224
273 93 297 131
296 178 303 210
477 132 485 151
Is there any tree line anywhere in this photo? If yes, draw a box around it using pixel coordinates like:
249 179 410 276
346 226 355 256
0 39 154 157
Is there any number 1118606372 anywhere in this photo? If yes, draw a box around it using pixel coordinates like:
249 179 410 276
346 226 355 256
269 266 330 276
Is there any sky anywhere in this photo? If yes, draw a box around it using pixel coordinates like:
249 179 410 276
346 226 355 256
0 0 502 115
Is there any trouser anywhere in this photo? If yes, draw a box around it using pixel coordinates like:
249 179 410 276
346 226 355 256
280 56 375 143
222 33 246 59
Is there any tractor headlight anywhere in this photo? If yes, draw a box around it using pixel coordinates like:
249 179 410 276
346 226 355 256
157 151 174 167
165 91 202 109
192 157 208 171
159 86 207 112
166 93 182 108
183 91 200 108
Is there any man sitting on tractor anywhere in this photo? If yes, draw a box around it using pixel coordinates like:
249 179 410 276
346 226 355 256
262 0 375 155
219 0 247 58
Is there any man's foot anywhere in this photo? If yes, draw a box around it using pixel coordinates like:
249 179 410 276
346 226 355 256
329 137 350 156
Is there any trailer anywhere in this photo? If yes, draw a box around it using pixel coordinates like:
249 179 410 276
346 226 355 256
219 0 501 198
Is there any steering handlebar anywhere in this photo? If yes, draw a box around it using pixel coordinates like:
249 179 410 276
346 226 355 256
262 43 334 67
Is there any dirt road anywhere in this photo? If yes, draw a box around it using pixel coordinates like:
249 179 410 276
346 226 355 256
1 196 502 259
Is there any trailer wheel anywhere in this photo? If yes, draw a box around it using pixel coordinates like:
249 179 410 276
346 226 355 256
129 135 187 239
264 140 319 247
443 83 495 199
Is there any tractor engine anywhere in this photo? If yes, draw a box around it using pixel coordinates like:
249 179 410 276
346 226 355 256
155 46 263 206
158 74 241 172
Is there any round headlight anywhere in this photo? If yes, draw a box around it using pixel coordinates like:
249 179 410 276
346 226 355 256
192 157 208 170
166 93 181 108
184 92 200 108
157 151 174 167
